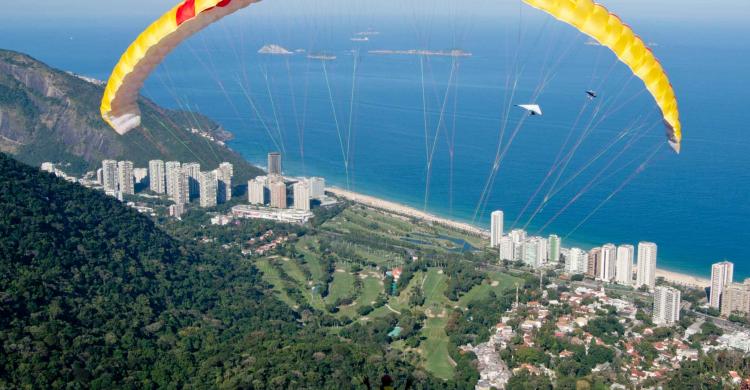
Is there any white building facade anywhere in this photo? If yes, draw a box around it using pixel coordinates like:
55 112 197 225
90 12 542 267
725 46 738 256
491 210 504 248
615 244 635 286
653 286 681 326
636 242 658 290
711 261 734 309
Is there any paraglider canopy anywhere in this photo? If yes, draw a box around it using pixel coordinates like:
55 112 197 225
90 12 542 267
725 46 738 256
517 104 543 116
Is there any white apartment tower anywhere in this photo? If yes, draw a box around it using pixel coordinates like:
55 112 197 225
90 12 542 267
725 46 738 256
599 244 617 282
217 162 233 203
173 168 190 205
522 237 547 268
615 244 635 286
711 261 734 309
636 242 658 290
510 229 527 262
148 160 166 194
165 161 182 197
270 181 287 209
491 211 504 248
117 161 135 195
102 160 119 193
198 171 218 208
293 180 312 211
182 163 201 199
566 248 588 275
248 177 267 205
309 177 325 198
499 236 514 261
653 286 681 326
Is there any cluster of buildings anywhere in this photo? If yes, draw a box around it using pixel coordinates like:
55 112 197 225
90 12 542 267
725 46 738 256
492 211 562 268
247 152 326 212
710 261 750 319
99 159 234 216
476 285 701 388
490 210 659 291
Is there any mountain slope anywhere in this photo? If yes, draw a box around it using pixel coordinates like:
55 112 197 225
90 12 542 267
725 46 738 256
0 49 262 182
0 153 447 389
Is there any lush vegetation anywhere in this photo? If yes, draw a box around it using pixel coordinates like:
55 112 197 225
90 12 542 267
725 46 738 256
0 154 447 389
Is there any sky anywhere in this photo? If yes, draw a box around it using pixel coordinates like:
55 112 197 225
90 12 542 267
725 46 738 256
7 0 750 23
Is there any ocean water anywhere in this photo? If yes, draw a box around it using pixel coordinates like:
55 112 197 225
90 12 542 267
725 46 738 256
1 2 748 279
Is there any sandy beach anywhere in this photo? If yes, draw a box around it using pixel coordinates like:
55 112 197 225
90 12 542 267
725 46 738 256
656 269 710 289
327 187 489 238
327 186 711 289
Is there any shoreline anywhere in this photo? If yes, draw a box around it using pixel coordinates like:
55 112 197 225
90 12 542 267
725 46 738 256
326 186 711 289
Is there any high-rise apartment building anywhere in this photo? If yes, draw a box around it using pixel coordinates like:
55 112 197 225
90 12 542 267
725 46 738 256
102 160 118 193
499 236 514 261
117 161 135 195
182 163 201 199
148 160 166 194
711 261 734 309
491 211 504 248
653 286 681 326
248 177 267 205
566 248 588 274
173 167 189 205
599 244 617 282
268 152 282 175
309 177 326 198
217 162 233 203
165 161 182 197
198 170 218 208
615 244 635 286
721 279 750 317
269 181 287 209
587 248 602 278
522 237 547 268
636 242 658 290
293 180 311 211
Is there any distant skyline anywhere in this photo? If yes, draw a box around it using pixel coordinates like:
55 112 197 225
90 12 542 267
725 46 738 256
5 0 750 23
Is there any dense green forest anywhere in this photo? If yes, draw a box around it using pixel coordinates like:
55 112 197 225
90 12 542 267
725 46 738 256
0 153 449 389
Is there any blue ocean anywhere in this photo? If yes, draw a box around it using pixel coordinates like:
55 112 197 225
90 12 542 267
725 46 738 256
1 2 748 278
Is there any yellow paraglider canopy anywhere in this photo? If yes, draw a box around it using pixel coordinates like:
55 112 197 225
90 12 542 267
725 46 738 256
523 0 682 153
101 0 681 152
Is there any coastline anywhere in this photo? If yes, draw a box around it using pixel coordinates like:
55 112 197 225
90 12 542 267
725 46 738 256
327 186 711 289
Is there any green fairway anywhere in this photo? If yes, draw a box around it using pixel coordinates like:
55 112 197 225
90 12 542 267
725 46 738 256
255 259 298 308
422 268 450 308
421 317 455 380
457 272 521 307
325 269 356 305
339 276 382 317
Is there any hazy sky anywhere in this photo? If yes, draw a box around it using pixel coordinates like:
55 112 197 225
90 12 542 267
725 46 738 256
6 0 750 23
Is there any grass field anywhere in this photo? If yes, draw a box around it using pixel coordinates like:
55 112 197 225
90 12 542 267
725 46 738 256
250 203 520 381
457 271 521 308
325 269 356 305
421 317 455 380
255 259 298 308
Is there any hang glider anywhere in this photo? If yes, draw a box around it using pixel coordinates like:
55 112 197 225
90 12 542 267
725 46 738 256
516 104 543 116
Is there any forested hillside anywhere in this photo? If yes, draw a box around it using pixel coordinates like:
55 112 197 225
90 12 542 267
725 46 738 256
0 49 262 182
0 153 446 389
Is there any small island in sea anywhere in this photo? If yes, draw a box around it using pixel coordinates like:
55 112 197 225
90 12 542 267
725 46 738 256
307 53 337 60
369 49 472 57
257 44 293 55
